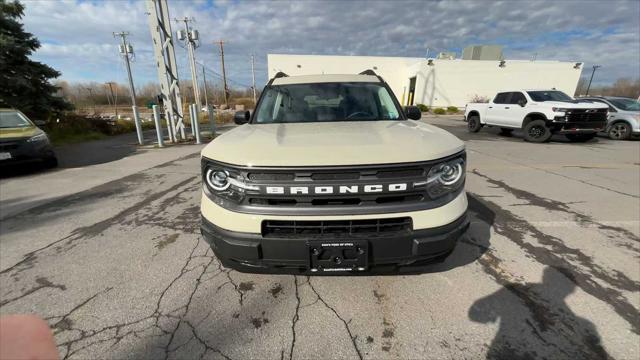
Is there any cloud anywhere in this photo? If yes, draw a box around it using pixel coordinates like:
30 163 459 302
21 0 640 89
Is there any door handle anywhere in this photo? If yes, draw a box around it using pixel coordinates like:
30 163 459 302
505 107 510 109
488 106 493 109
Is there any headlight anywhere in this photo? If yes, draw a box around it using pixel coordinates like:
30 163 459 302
27 133 48 143
205 169 230 191
552 107 569 113
203 163 258 203
425 157 465 198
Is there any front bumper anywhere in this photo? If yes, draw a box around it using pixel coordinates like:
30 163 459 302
0 138 55 165
551 117 605 134
200 192 469 274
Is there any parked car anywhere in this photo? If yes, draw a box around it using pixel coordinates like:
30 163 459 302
464 90 609 142
577 96 640 140
200 71 469 274
0 109 58 168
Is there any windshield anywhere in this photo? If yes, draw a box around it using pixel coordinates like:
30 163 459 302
0 111 33 128
608 98 640 111
526 91 574 102
254 82 402 123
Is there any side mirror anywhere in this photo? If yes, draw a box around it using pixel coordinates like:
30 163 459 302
404 106 422 120
34 120 46 126
234 110 250 125
518 99 526 107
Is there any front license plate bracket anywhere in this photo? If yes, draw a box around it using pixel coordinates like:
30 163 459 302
307 240 368 273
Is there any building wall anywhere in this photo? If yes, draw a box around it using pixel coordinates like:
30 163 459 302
268 54 583 107
410 59 583 107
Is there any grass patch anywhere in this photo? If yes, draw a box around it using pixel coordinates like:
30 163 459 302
433 108 446 115
49 129 107 145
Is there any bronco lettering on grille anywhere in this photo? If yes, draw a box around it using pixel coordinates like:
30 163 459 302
264 183 409 195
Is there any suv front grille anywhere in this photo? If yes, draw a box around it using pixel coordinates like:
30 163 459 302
262 217 412 238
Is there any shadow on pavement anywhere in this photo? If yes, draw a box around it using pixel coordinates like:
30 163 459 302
469 266 611 359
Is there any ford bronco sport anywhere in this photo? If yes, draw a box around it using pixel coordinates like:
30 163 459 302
200 71 469 274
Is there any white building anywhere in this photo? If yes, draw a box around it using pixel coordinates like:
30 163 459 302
268 54 584 108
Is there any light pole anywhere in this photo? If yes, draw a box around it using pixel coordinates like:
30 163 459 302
585 65 601 96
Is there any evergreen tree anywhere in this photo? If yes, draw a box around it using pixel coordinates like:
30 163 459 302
0 0 72 118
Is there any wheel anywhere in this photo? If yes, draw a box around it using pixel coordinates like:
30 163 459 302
523 120 552 143
565 134 596 142
43 156 58 168
467 115 482 133
499 128 514 135
608 122 631 140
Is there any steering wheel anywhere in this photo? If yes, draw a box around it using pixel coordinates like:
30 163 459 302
346 111 373 119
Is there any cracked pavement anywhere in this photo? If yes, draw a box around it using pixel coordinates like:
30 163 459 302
1 117 639 359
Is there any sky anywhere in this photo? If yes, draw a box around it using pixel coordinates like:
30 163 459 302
21 0 640 91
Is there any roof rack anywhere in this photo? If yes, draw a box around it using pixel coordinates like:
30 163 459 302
359 69 377 76
267 71 289 85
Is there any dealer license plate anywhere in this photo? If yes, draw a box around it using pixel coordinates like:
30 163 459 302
0 152 12 161
308 240 368 273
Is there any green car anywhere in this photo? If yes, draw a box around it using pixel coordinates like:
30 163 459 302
0 109 57 168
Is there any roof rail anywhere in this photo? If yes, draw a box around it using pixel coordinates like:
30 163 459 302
359 69 377 76
267 71 289 85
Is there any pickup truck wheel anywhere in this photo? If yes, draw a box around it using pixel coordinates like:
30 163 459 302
523 120 551 143
608 122 631 140
499 128 514 135
565 134 596 142
467 115 482 133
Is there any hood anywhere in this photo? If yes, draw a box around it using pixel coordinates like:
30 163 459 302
0 126 40 140
202 120 464 166
535 101 609 109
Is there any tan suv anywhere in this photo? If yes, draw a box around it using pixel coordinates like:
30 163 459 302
200 71 468 274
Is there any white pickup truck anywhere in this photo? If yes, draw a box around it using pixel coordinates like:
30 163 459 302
464 90 609 142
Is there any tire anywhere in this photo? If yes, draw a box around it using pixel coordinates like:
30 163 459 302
467 115 482 133
43 156 58 168
565 134 596 142
499 128 514 135
523 120 552 143
608 122 631 140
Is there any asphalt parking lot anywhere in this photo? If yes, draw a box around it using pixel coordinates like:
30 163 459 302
1 116 638 359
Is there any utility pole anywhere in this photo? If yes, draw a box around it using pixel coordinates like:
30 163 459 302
113 31 143 144
146 0 185 142
585 65 602 96
251 54 257 105
200 63 216 136
83 87 96 114
105 82 118 118
201 65 209 108
175 17 201 110
217 40 229 107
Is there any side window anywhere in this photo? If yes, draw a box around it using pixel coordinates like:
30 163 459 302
493 92 510 104
509 92 526 105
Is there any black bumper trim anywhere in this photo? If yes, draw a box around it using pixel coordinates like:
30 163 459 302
200 212 469 274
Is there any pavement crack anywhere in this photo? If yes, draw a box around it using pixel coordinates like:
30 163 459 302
0 276 66 307
47 287 113 334
288 276 301 360
308 277 363 360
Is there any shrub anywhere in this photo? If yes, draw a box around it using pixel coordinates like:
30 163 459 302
469 94 490 103
416 103 429 112
447 106 459 113
433 108 446 115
